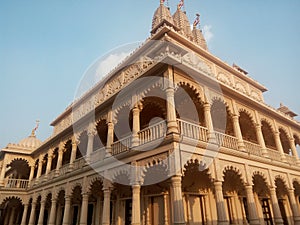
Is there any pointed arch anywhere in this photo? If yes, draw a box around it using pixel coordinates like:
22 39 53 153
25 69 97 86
175 82 205 126
261 119 276 150
211 98 234 136
279 128 291 155
239 110 258 143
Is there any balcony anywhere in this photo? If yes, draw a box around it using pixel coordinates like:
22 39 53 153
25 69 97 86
4 178 29 189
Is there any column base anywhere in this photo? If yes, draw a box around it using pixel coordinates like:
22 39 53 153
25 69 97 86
217 221 229 225
249 218 260 225
274 218 284 225
173 222 186 225
294 216 300 225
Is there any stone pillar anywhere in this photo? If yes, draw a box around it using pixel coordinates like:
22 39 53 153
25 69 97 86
8 207 16 225
204 103 216 142
0 160 7 186
164 193 169 225
68 138 78 171
106 121 114 156
274 131 287 162
289 138 300 162
36 156 43 179
255 124 269 157
102 187 111 225
288 189 300 225
170 175 185 225
132 104 141 147
80 193 89 225
132 184 141 225
37 199 46 225
55 147 64 176
166 85 178 134
28 165 35 186
213 181 229 225
232 115 245 151
86 128 95 163
48 197 57 225
46 154 53 175
245 185 260 225
21 203 29 225
28 201 37 225
269 187 284 225
62 196 71 225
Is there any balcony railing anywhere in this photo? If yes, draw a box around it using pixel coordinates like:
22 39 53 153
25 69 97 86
59 164 69 176
139 120 167 145
267 148 282 161
5 178 29 189
112 136 132 155
177 119 208 142
215 131 239 150
244 140 262 157
73 157 86 170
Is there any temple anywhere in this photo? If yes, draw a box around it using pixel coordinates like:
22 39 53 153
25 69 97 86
1 1 300 225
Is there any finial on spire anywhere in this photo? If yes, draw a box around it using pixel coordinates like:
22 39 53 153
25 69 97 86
177 0 184 9
31 120 40 136
160 0 165 5
193 13 200 28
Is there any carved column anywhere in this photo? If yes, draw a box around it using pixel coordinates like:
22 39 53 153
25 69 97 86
245 185 260 225
48 196 57 225
289 138 300 163
69 137 78 170
164 193 169 225
46 153 53 176
274 131 287 162
132 104 141 147
204 102 216 142
102 180 112 225
37 198 46 225
106 121 114 157
8 207 16 225
62 195 71 225
28 200 37 225
55 143 64 176
36 156 43 179
132 184 141 225
255 124 269 157
86 125 96 163
269 187 284 225
80 193 89 225
170 175 185 225
232 114 245 151
214 181 229 225
288 189 300 225
21 202 29 225
165 74 178 134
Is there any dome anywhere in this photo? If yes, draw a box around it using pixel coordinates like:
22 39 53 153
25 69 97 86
173 6 193 40
18 131 42 149
152 0 174 33
192 27 208 50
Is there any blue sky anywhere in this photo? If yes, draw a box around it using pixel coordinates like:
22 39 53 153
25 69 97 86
0 0 300 148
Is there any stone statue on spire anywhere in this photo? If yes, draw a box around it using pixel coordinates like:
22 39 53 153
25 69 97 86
193 13 200 28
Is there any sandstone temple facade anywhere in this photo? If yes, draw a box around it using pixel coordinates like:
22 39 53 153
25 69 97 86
1 1 300 225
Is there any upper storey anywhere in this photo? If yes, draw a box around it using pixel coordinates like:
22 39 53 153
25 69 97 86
48 0 297 140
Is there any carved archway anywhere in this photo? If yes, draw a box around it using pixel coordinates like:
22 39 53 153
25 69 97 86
279 128 291 155
51 148 59 171
239 111 258 143
175 82 205 126
62 140 72 166
94 119 108 151
261 120 276 150
0 196 24 225
211 98 234 136
5 158 30 179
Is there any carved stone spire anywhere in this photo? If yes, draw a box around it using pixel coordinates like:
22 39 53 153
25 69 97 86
192 14 208 50
151 0 174 34
172 3 193 40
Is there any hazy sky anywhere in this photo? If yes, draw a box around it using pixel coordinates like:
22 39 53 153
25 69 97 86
1 0 300 148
